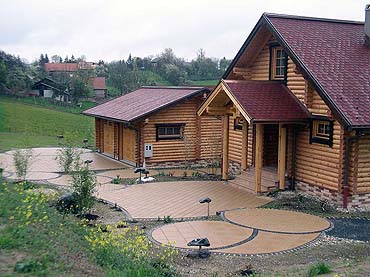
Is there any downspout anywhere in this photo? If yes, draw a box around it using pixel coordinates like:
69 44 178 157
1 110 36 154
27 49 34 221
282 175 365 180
343 137 351 209
291 128 297 190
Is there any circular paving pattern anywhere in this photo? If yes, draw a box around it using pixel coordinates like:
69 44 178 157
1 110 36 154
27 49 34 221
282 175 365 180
224 208 331 234
216 231 319 255
151 221 254 249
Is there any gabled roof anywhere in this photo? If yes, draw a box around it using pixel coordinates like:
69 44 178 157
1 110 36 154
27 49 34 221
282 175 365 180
89 77 106 90
31 77 61 91
82 86 209 123
223 13 370 129
45 63 78 72
198 80 309 123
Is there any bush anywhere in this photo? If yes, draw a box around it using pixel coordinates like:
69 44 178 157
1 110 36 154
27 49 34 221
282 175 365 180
14 259 46 273
70 164 98 213
56 146 82 173
13 148 33 180
308 262 332 276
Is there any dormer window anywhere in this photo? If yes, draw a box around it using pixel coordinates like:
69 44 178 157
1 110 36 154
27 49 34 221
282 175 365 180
270 46 287 81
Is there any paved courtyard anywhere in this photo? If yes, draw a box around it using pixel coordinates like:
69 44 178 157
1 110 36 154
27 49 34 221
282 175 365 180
1 147 332 255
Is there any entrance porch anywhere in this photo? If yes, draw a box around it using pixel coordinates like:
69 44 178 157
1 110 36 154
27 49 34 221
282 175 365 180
197 79 310 194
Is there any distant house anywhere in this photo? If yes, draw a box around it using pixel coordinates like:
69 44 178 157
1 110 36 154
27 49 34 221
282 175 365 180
31 78 70 102
83 86 222 167
89 77 106 98
44 63 78 73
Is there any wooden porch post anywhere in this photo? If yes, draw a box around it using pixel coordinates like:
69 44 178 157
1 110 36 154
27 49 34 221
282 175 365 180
222 115 229 180
278 124 287 190
255 124 263 193
241 120 248 171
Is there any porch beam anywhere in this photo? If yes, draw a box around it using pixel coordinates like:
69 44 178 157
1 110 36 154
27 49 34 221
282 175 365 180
278 124 287 190
255 124 263 193
241 120 248 171
206 106 235 116
222 115 230 180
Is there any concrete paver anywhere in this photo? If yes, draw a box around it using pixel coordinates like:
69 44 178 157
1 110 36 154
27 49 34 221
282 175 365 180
151 221 254 249
98 181 271 219
217 231 319 255
224 208 331 233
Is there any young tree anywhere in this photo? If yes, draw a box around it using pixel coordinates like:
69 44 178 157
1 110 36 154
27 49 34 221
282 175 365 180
51 54 62 63
69 75 92 103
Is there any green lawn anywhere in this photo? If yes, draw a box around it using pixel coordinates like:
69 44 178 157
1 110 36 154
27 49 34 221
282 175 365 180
189 79 219 86
0 96 96 114
0 100 94 151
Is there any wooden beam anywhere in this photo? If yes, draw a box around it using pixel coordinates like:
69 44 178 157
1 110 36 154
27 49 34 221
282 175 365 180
278 124 287 190
241 120 248 171
206 106 235 116
222 115 230 180
255 124 263 193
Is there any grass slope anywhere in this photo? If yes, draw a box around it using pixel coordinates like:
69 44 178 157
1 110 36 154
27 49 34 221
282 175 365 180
0 100 94 151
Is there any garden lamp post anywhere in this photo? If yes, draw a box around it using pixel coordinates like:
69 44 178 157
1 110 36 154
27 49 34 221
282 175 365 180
199 197 212 217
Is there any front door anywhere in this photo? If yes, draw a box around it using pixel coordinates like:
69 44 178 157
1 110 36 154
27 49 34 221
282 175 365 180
122 128 136 163
263 124 279 166
103 121 114 156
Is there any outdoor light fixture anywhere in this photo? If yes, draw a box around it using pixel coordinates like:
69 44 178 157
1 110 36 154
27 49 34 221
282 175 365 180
84 160 93 164
199 197 212 217
83 139 88 148
134 167 150 183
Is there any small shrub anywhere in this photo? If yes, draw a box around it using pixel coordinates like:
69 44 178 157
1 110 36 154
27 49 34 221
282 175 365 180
163 215 172 223
192 171 202 178
13 148 33 180
308 262 332 276
70 164 98 213
157 171 165 177
182 171 187 178
56 146 82 173
111 175 122 184
14 259 45 273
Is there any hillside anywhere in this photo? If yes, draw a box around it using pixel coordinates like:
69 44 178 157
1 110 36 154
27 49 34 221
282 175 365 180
0 100 94 151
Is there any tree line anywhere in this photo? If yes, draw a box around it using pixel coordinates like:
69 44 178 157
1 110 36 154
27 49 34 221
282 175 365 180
0 48 231 98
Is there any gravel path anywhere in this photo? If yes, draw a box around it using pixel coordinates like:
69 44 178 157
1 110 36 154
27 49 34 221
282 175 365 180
327 217 370 242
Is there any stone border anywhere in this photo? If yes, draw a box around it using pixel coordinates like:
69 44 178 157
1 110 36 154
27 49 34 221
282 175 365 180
221 209 333 235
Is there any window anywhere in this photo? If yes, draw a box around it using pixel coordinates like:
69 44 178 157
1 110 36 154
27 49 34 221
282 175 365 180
156 124 184 140
310 119 333 147
270 46 287 80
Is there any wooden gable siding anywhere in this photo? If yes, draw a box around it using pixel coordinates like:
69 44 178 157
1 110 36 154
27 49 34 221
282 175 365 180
143 96 222 164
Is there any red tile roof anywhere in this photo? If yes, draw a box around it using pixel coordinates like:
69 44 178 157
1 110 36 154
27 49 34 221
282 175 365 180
89 77 106 90
82 87 208 122
266 14 370 127
224 80 309 122
45 63 78 72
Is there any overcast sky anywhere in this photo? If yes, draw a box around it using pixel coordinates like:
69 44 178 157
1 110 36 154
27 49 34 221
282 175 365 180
0 0 368 63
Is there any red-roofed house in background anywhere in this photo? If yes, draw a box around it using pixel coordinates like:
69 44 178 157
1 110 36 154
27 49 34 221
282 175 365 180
89 77 106 98
83 86 222 167
198 7 370 209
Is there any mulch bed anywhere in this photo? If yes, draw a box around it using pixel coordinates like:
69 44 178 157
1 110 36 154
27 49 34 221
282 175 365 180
326 217 370 242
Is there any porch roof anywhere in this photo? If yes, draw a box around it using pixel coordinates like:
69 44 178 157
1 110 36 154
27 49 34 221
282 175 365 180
199 80 310 123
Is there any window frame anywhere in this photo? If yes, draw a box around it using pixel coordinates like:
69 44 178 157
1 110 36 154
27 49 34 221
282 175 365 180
155 123 185 141
309 119 334 147
269 44 288 82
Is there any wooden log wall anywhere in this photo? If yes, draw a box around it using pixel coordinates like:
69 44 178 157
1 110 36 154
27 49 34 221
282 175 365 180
227 116 254 167
95 118 103 152
143 96 222 164
356 134 370 194
199 115 222 161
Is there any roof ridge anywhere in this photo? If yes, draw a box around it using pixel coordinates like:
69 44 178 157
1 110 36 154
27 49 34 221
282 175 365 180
264 12 364 25
141 86 206 90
